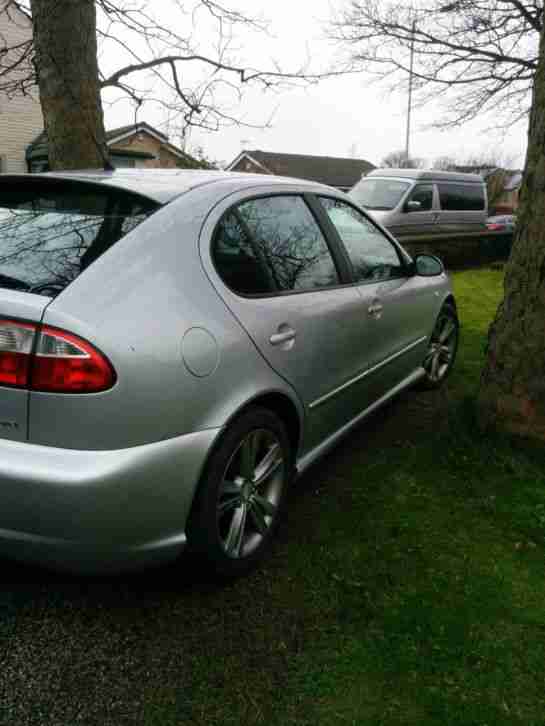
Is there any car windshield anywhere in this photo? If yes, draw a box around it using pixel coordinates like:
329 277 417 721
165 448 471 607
0 179 158 297
350 178 411 211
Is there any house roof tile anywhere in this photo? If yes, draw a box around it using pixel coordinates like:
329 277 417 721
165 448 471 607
228 150 375 188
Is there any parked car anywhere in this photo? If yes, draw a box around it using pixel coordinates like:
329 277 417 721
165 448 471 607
0 170 458 576
486 214 516 233
349 169 488 242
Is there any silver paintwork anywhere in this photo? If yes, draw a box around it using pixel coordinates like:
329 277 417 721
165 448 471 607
0 169 455 572
309 336 428 410
0 428 219 573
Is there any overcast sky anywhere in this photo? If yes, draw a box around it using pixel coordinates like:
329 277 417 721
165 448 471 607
102 0 528 170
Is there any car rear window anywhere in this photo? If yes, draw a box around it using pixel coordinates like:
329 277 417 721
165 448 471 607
0 178 159 297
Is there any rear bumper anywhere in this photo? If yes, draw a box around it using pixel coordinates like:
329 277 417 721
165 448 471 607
0 428 221 573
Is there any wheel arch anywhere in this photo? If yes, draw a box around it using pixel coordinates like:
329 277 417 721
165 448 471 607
194 388 303 494
247 391 302 458
444 293 458 315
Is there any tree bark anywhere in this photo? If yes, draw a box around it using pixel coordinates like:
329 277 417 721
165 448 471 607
29 0 109 170
478 16 545 439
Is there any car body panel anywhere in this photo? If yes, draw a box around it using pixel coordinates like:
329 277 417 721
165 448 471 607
0 427 219 573
28 182 304 450
351 275 439 401
377 182 440 240
198 184 395 455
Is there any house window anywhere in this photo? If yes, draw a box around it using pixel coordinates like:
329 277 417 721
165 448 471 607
30 160 50 174
111 155 136 169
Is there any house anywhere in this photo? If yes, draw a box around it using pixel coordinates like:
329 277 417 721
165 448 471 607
493 171 522 213
26 122 207 172
226 150 375 191
0 2 43 173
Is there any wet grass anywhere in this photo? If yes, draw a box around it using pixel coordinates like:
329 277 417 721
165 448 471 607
3 267 545 725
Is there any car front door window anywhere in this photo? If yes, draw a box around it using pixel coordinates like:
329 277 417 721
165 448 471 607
319 197 404 283
406 184 434 211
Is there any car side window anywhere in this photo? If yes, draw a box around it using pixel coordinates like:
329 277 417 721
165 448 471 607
406 184 433 211
213 211 274 295
319 197 405 284
213 195 340 295
437 183 485 211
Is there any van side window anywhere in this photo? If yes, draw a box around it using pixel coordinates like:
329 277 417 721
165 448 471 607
406 184 433 211
438 183 485 211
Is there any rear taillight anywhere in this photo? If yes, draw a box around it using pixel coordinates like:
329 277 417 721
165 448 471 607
487 223 504 231
0 319 115 393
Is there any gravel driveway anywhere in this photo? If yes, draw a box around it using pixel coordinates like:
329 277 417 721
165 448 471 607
0 387 448 726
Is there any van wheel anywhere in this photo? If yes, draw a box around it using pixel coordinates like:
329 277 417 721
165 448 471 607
188 407 292 578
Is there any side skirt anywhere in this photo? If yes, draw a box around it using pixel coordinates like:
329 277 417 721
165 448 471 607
295 366 426 477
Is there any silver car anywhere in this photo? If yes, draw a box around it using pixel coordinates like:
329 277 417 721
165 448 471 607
0 170 458 576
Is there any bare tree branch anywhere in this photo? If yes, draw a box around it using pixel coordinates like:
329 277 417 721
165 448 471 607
330 0 542 128
1 0 344 141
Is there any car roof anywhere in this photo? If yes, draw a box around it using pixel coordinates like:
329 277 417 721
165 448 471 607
365 168 484 184
4 169 332 204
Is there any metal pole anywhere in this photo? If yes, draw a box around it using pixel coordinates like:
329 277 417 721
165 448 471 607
405 19 416 162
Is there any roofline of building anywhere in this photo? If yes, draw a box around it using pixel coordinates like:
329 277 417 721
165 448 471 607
225 151 273 174
107 123 191 161
107 122 168 146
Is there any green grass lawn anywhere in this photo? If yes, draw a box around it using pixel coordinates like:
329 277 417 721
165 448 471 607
144 267 545 725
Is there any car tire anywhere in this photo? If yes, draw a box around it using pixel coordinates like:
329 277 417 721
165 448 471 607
418 303 459 390
187 407 293 578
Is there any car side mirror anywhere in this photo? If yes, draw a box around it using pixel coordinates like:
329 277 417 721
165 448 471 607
405 200 422 212
414 254 444 277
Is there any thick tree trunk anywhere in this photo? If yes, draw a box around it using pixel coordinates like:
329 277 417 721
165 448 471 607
30 0 109 170
478 19 545 438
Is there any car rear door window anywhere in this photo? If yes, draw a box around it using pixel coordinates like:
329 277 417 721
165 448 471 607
213 195 340 295
437 183 485 211
0 179 158 297
319 197 405 283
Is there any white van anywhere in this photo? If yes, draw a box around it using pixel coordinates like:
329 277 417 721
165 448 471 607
349 169 488 242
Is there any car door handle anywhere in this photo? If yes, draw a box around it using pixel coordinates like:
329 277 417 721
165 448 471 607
269 329 296 346
367 302 383 316
432 213 440 223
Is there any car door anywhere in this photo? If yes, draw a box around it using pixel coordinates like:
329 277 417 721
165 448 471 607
317 196 433 401
387 182 439 241
203 191 384 452
435 182 487 236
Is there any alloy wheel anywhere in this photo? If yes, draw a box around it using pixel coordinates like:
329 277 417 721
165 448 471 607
424 310 458 384
216 428 285 559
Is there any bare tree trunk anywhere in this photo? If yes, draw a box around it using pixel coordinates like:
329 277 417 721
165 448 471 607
478 20 545 438
30 0 109 170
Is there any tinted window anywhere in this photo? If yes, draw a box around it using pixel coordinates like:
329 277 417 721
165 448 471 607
0 180 158 297
407 184 433 211
213 212 274 295
350 178 411 211
320 198 404 283
213 196 339 295
438 183 485 211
